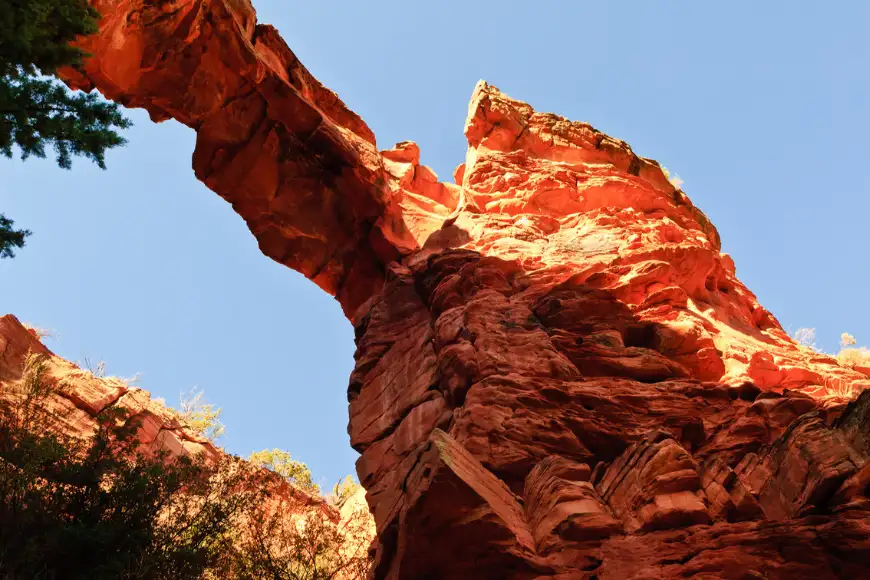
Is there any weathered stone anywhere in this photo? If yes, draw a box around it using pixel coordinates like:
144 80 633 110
596 433 711 533
524 456 621 551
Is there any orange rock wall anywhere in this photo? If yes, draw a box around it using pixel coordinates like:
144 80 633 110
0 314 221 459
52 1 870 578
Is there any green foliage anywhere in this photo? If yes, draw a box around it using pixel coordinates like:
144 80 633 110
0 0 131 168
0 73 130 169
0 353 372 579
0 214 30 259
0 0 98 76
0 0 131 259
176 388 226 443
0 353 260 579
248 448 319 494
228 506 372 580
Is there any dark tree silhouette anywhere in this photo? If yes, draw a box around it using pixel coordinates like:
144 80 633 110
0 0 131 258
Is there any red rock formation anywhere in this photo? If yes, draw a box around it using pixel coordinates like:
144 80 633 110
0 314 221 459
51 1 870 577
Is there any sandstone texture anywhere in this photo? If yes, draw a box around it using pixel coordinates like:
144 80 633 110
44 1 870 577
0 314 221 460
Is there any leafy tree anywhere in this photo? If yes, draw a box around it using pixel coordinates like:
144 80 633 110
232 458 372 579
176 388 226 443
0 353 260 579
0 353 374 579
249 448 319 494
228 498 373 580
0 0 131 259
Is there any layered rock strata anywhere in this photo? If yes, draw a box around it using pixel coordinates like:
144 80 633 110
52 1 870 577
0 314 221 460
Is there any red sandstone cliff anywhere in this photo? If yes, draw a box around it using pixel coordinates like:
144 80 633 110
0 314 221 460
35 0 870 577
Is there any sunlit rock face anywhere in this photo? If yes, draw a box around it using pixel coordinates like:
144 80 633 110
60 1 870 577
0 314 223 459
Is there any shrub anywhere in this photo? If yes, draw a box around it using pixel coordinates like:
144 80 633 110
327 475 362 509
791 328 870 368
228 496 373 580
0 353 260 579
176 387 225 443
0 353 373 579
660 165 684 189
22 322 53 341
793 327 818 350
838 346 870 369
249 448 319 495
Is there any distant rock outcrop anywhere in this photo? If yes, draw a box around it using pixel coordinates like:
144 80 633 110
44 0 870 577
0 314 220 459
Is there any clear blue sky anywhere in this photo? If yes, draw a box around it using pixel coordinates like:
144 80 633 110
1 1 868 488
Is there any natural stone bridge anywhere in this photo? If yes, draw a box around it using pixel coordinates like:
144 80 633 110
59 0 870 577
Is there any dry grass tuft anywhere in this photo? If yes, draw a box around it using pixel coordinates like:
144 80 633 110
22 322 54 341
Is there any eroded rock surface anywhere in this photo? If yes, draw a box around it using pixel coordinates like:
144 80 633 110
0 314 221 460
50 1 870 577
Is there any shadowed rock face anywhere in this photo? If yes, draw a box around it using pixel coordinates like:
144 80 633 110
57 1 870 577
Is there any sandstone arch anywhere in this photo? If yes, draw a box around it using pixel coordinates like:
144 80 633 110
59 1 870 577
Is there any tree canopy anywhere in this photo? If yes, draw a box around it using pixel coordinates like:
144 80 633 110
249 448 320 494
0 353 373 579
0 0 131 258
0 354 258 579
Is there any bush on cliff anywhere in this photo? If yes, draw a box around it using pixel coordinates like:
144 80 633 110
792 328 870 370
0 353 373 579
327 475 362 509
239 454 373 579
0 353 260 579
176 387 226 443
0 0 130 259
837 332 870 370
249 448 319 494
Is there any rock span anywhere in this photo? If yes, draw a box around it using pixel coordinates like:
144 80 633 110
55 1 870 578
